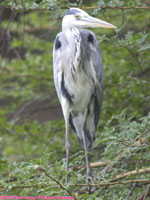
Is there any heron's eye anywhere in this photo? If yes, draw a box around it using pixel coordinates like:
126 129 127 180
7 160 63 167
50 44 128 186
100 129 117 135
74 13 80 20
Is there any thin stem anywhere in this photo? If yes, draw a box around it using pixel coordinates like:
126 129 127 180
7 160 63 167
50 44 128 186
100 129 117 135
38 167 78 200
1 5 150 12
71 179 150 187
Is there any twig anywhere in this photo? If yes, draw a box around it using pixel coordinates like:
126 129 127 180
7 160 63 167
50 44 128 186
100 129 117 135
75 139 148 171
74 161 109 170
72 167 150 188
119 9 125 29
1 5 150 12
143 184 150 200
69 151 83 159
101 134 148 175
125 47 142 73
0 179 149 193
36 166 78 200
126 183 136 200
12 96 41 120
86 6 150 10
115 168 150 181
71 179 150 187
12 93 53 121
0 185 38 192
136 185 150 200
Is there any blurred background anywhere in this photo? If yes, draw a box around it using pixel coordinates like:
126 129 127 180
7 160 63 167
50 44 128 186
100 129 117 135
0 0 150 198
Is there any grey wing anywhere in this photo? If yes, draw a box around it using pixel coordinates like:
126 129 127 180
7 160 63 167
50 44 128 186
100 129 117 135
80 29 104 90
80 29 104 112
53 32 68 102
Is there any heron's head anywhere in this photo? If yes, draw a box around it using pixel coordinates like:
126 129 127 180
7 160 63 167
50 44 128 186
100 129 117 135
62 8 116 31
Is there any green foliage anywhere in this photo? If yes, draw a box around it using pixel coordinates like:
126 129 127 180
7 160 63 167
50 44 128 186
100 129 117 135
0 0 150 199
0 113 150 199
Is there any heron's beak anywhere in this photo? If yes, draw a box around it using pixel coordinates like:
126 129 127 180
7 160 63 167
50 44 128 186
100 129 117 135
83 16 116 29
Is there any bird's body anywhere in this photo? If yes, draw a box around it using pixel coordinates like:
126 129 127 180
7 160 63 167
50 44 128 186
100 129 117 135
53 28 104 149
53 8 116 181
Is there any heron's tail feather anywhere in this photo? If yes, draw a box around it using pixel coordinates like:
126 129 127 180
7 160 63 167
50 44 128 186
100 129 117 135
69 95 100 149
69 112 96 150
78 129 95 150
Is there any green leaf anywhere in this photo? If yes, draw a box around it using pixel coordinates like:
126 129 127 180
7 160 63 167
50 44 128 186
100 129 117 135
0 160 8 172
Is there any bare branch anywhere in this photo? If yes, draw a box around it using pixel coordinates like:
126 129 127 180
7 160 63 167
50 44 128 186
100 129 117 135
71 167 150 188
1 167 150 194
115 168 150 180
75 137 148 171
0 185 38 192
101 135 148 175
136 185 150 200
12 96 41 120
125 47 142 73
85 6 150 10
143 184 150 200
0 179 149 192
74 161 109 170
126 183 136 200
36 166 79 200
71 179 150 187
1 5 150 12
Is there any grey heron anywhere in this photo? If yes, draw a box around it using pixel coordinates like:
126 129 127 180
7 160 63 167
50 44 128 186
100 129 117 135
53 8 116 182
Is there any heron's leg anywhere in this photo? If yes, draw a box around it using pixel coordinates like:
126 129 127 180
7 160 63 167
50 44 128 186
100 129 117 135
65 117 70 183
81 108 91 180
61 98 70 183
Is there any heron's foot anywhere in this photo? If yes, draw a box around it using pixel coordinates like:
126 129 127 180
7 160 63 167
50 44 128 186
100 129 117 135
86 171 93 194
65 173 69 184
86 171 93 182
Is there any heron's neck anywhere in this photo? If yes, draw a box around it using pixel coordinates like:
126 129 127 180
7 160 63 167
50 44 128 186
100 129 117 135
62 27 82 71
71 27 82 69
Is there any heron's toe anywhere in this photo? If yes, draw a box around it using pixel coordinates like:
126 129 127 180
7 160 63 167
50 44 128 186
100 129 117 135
86 171 93 183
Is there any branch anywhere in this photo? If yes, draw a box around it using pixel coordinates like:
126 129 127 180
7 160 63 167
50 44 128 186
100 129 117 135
86 6 150 10
125 47 142 73
75 136 148 171
71 167 150 187
136 184 150 200
12 96 41 120
35 166 78 200
143 185 150 200
74 161 109 170
115 168 150 181
0 179 149 193
101 135 148 175
71 179 150 187
1 167 150 193
1 5 150 12
0 185 38 192
126 183 136 200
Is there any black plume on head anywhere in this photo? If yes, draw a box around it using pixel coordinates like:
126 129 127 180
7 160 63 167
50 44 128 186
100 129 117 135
64 8 81 16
